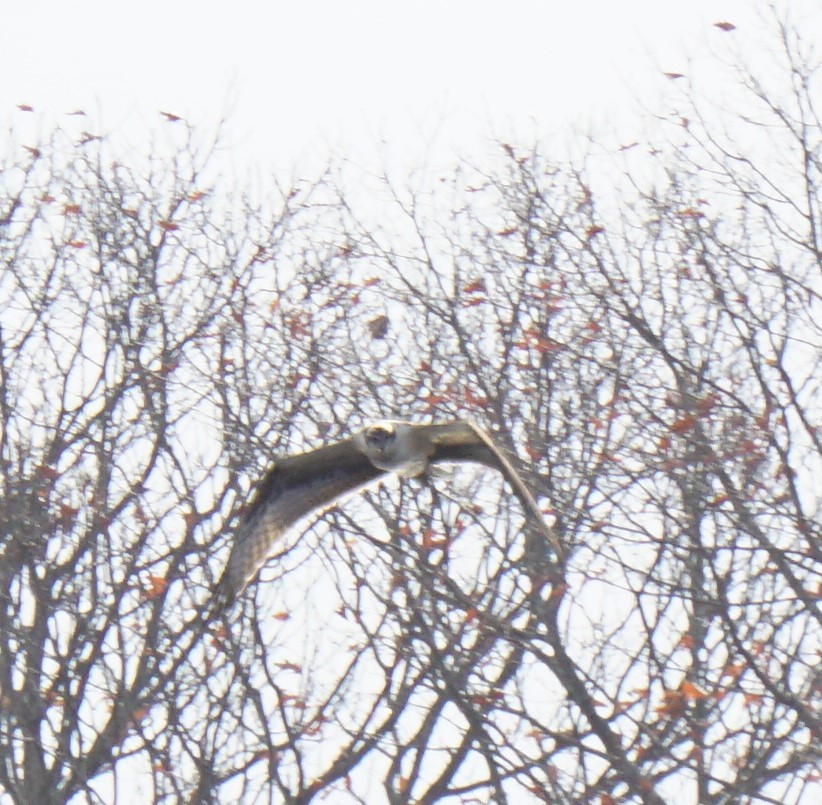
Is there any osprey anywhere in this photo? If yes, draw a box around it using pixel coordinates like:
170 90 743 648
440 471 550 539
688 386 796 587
217 420 559 606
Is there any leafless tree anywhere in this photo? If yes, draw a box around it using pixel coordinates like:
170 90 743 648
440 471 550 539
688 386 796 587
0 13 818 805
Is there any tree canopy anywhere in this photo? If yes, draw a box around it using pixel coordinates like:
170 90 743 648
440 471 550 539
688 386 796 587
0 14 818 805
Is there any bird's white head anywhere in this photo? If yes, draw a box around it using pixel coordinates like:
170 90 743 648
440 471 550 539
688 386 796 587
356 420 430 477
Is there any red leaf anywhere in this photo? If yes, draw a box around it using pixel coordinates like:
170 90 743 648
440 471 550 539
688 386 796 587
680 680 709 700
660 458 683 471
670 413 697 433
183 511 198 530
43 687 65 706
57 504 79 525
160 111 183 122
664 72 685 80
722 661 745 681
421 528 448 550
468 690 503 707
286 313 311 338
422 393 450 407
17 104 34 112
497 226 517 237
714 21 735 32
533 337 563 354
656 688 687 717
707 493 729 507
736 438 759 455
144 575 168 600
37 464 61 481
157 220 179 231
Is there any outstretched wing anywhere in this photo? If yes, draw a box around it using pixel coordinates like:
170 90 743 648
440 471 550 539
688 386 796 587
424 420 564 560
217 439 384 607
215 419 560 610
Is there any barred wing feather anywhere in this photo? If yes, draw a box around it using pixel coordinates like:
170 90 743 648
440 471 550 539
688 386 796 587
217 440 383 606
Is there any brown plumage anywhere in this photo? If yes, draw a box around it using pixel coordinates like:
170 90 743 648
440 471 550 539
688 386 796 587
216 420 560 607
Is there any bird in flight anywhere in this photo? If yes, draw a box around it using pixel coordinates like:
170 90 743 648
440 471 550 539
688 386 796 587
216 420 560 607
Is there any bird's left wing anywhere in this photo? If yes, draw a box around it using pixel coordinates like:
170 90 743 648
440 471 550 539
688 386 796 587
217 438 384 607
425 420 564 559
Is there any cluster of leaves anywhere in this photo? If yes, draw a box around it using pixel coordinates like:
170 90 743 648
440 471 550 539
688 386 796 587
0 16 819 805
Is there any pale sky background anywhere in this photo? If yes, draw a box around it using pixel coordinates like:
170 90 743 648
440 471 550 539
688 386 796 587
1 4 818 802
0 0 795 175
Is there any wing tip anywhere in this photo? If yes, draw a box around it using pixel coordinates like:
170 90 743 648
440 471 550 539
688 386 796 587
211 568 243 617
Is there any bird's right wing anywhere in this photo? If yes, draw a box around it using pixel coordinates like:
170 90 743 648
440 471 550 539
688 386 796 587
216 439 384 607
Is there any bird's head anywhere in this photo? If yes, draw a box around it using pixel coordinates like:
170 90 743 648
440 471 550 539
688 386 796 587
357 420 430 477
362 421 397 460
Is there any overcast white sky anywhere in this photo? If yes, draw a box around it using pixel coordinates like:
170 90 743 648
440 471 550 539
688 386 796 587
1 0 787 173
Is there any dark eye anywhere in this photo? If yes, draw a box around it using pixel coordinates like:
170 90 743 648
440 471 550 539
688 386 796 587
366 425 394 444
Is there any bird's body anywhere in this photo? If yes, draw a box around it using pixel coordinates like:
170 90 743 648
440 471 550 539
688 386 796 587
217 419 559 606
